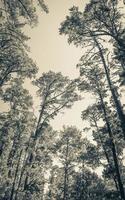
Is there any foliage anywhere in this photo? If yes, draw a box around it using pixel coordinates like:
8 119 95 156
1 0 125 199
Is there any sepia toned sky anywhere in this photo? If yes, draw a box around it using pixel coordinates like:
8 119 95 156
26 0 89 77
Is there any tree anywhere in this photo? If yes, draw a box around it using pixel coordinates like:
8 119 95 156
81 104 124 192
0 22 38 88
70 168 108 200
60 0 125 79
77 59 125 199
0 1 49 200
79 61 125 199
15 126 57 200
0 78 35 200
60 5 125 139
55 126 82 200
0 0 48 26
0 0 49 88
46 125 101 200
18 71 80 199
83 0 125 80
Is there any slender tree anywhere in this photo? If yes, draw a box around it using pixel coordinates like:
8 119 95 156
19 71 80 198
60 6 125 139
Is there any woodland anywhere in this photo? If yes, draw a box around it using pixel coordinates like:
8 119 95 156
0 0 125 199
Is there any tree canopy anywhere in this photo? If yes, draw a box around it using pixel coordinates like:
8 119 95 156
1 0 125 200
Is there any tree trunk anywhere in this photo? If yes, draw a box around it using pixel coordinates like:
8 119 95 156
98 88 125 200
14 145 30 200
93 115 119 191
9 149 23 200
93 36 125 139
63 138 69 200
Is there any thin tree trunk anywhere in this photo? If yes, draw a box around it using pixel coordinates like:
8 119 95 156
14 142 31 200
63 138 69 200
93 36 125 139
93 115 119 191
9 149 23 200
7 122 22 178
79 162 86 200
98 88 125 200
48 170 54 200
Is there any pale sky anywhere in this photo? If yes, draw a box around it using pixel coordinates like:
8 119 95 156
24 0 95 131
26 0 89 78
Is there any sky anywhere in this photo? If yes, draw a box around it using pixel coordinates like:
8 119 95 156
24 0 96 132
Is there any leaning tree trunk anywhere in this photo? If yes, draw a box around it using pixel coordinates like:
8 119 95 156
63 138 69 200
98 86 125 200
9 149 23 200
93 115 119 191
93 36 125 139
